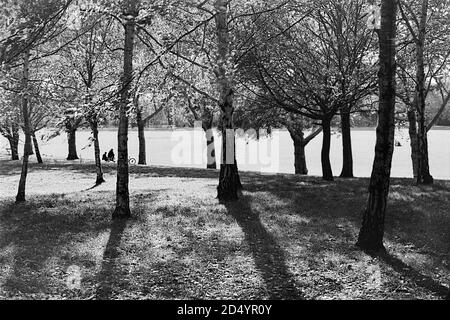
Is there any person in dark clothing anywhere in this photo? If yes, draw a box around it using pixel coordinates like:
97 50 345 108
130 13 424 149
108 149 115 162
102 152 108 162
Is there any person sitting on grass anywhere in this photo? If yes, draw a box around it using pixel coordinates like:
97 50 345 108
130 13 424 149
108 149 115 162
102 152 108 162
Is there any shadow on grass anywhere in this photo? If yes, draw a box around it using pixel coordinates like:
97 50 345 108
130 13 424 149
376 252 450 299
95 219 127 300
222 196 303 300
0 196 110 295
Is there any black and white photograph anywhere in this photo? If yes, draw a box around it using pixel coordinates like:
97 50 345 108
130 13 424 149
0 0 449 309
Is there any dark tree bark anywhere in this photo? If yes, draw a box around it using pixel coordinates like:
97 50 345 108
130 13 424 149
356 0 398 252
321 118 333 181
215 0 241 201
407 109 419 178
16 49 31 203
6 123 19 160
90 119 105 185
288 129 308 175
32 132 43 164
294 137 308 175
113 0 137 219
26 132 34 156
415 0 433 185
136 108 146 165
66 126 79 160
7 136 19 160
340 111 353 178
217 91 241 201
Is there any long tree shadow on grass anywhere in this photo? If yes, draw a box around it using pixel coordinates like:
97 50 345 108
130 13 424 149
375 252 449 298
95 218 127 300
0 196 111 297
222 196 303 300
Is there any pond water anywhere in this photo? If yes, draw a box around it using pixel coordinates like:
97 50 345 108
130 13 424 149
1 127 449 179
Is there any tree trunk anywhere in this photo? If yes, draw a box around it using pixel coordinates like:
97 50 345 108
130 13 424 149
16 49 31 203
32 132 43 164
66 127 79 160
407 109 419 178
321 118 333 181
204 124 216 169
217 93 241 200
7 124 19 160
137 109 146 165
26 132 34 156
113 1 137 219
288 130 308 175
90 120 105 185
415 0 433 185
357 0 397 252
340 111 353 178
215 0 241 201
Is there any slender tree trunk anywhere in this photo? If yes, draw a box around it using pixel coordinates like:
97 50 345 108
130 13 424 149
7 125 19 160
204 124 217 169
215 0 241 201
407 109 419 178
415 0 433 185
16 49 31 203
357 0 398 252
90 120 105 185
26 132 34 156
321 118 333 181
137 109 146 165
113 1 137 219
340 111 353 178
32 132 43 164
66 127 79 160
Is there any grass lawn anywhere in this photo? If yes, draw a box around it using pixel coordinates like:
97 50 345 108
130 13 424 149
0 160 449 300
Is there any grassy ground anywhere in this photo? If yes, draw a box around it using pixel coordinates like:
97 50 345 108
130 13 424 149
0 159 449 300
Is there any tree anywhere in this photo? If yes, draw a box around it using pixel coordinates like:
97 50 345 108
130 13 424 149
356 0 398 252
235 94 322 175
112 0 138 219
62 13 122 184
215 0 242 201
0 94 20 160
10 0 73 202
238 0 375 181
286 116 323 175
183 87 218 169
15 47 31 202
396 0 450 181
132 86 166 165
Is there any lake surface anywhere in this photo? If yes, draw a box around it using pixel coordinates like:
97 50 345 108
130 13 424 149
1 127 449 179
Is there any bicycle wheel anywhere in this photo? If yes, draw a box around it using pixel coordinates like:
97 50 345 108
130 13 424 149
128 158 136 165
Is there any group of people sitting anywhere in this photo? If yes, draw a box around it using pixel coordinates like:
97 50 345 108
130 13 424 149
102 149 115 162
